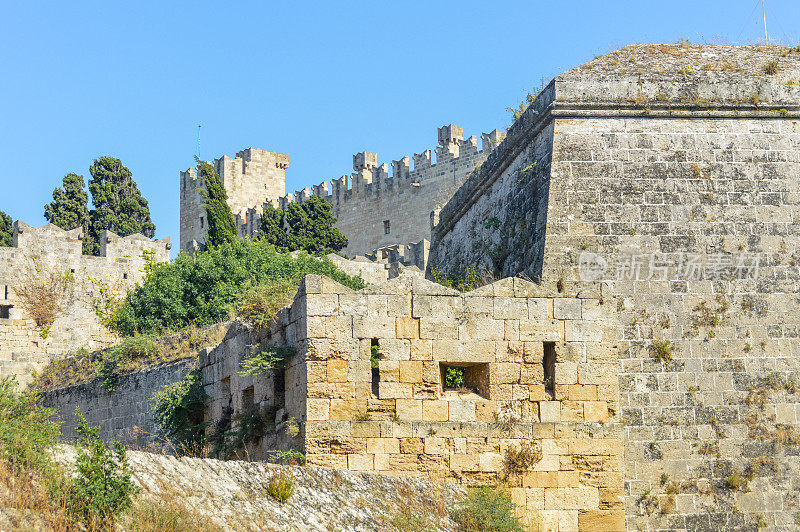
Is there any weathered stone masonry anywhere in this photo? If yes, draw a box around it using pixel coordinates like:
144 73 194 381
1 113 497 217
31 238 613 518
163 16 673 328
199 273 625 530
0 221 170 386
431 44 800 531
180 125 505 257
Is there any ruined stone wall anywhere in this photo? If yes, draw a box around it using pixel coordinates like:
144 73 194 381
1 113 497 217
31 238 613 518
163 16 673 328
38 359 195 448
201 274 625 530
0 221 171 365
430 44 800 531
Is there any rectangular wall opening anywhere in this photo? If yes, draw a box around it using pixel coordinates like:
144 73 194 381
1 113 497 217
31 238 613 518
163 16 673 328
0 305 10 319
370 338 380 397
543 341 556 399
242 385 255 414
440 362 489 398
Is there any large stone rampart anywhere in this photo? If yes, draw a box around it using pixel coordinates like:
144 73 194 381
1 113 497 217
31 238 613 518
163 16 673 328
430 43 800 531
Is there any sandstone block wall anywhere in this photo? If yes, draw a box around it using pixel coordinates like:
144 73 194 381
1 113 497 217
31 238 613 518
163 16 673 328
430 44 800 531
179 147 289 252
0 221 171 366
180 126 505 257
201 273 625 530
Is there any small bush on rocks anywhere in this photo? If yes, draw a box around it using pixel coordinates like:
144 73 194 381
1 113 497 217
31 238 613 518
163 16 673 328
454 486 524 532
267 468 295 503
69 411 139 527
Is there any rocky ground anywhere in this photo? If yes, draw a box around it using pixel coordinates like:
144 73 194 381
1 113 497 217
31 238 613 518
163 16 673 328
56 446 466 531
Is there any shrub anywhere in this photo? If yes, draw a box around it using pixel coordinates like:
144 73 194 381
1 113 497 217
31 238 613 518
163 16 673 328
267 468 294 503
236 278 299 331
764 60 780 75
114 239 364 336
239 344 296 376
69 411 139 527
151 369 207 453
453 486 524 532
264 449 306 465
501 443 542 480
15 268 75 329
651 339 674 362
94 335 161 392
0 377 61 472
444 367 465 389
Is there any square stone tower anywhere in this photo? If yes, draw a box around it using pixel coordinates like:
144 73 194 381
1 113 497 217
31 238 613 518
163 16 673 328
179 148 289 252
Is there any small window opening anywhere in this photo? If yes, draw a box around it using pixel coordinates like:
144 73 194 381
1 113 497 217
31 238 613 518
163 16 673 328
430 211 435 230
3 286 7 300
440 362 489 398
370 338 380 397
123 273 128 280
0 305 11 319
242 385 256 414
383 220 390 235
200 216 205 229
543 342 556 399
70 269 75 274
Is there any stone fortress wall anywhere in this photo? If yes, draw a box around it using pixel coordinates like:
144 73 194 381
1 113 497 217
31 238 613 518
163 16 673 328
179 125 505 257
431 44 800 531
0 221 171 386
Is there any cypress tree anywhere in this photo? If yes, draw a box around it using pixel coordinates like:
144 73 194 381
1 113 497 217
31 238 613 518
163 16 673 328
0 210 12 247
44 173 91 254
87 157 156 255
260 195 347 255
198 161 237 248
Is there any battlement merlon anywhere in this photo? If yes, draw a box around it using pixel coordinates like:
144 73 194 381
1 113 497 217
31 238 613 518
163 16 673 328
99 230 171 262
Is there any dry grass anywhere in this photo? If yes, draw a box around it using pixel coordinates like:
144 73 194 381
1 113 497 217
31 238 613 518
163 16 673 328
31 323 228 391
15 269 75 330
0 460 73 531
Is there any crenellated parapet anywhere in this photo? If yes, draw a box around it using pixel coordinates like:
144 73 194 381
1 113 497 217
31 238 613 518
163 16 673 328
181 123 505 255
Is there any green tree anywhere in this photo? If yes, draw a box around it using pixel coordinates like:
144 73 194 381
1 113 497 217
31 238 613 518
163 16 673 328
44 173 91 254
197 161 236 248
0 210 11 247
87 157 156 255
260 195 347 255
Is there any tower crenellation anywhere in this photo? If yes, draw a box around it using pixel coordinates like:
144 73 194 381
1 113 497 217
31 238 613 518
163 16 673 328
180 124 504 255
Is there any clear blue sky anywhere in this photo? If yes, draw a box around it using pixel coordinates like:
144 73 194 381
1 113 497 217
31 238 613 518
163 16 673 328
2 1 798 245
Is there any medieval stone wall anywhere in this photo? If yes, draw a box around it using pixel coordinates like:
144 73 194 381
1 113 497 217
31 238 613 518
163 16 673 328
430 44 800 531
179 147 289 252
197 274 625 530
180 126 504 257
0 221 171 365
39 359 195 449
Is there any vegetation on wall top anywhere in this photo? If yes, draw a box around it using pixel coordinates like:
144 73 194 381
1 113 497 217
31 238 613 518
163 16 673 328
114 238 364 336
260 195 348 255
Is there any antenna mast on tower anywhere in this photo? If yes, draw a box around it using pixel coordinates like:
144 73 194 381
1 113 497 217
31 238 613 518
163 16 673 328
762 0 769 44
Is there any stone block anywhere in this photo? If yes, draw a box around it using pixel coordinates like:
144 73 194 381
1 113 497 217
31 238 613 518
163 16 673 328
523 471 558 488
378 382 412 399
583 401 609 423
396 317 419 339
379 360 399 382
555 361 578 385
379 339 410 361
577 510 625 531
544 486 599 510
420 317 458 339
422 400 449 421
528 298 550 319
564 321 602 342
554 298 582 320
432 340 494 363
539 401 561 422
353 316 394 338
330 399 366 421
519 320 563 342
424 436 448 455
475 400 496 421
306 398 330 421
409 340 433 360
490 362 521 384
395 399 423 420
399 360 423 383
347 453 374 471
450 453 480 471
327 359 348 383
448 400 476 422
560 401 584 422
479 452 503 472
399 437 424 454
494 297 528 319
